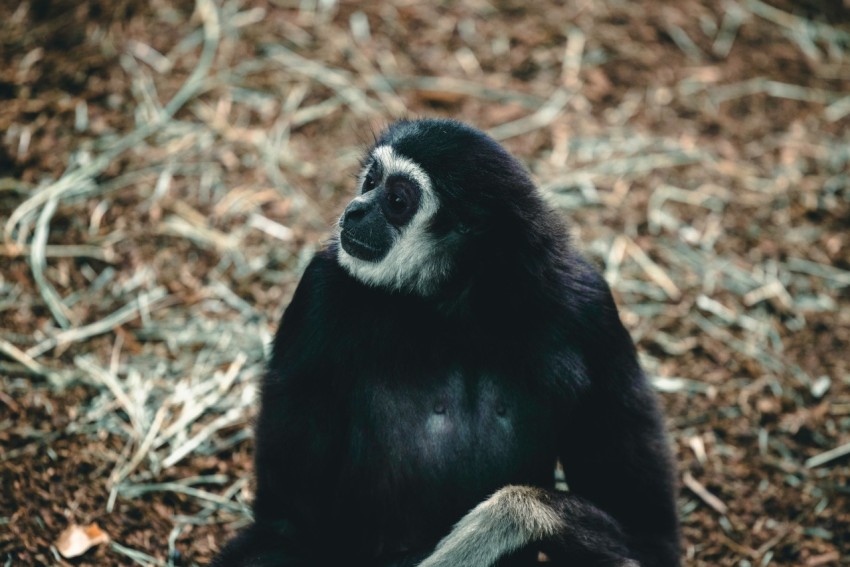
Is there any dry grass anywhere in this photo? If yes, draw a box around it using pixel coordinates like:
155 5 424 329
1 0 849 565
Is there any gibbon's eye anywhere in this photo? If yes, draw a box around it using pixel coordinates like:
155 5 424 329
382 175 421 227
387 192 406 212
362 163 381 193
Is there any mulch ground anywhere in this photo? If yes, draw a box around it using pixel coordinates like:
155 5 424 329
1 1 849 565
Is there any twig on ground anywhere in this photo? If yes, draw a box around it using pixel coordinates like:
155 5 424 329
805 441 850 469
30 196 73 329
109 541 166 567
683 472 729 515
0 338 49 376
623 237 681 301
0 243 115 262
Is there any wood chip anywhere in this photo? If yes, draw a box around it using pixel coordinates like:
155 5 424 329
55 523 110 559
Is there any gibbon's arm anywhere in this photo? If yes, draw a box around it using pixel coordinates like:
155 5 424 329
559 366 680 566
214 255 351 567
252 253 346 529
558 274 681 567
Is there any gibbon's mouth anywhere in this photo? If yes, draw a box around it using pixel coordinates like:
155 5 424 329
340 231 385 262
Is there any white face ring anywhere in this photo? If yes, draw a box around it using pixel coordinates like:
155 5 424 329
337 145 452 296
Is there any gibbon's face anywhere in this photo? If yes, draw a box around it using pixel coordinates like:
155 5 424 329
337 143 451 296
337 119 534 296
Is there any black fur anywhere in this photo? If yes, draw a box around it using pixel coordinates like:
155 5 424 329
212 119 680 567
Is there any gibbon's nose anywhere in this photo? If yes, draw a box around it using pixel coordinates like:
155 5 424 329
342 199 370 227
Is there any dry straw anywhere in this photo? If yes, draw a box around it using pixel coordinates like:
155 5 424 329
1 0 848 564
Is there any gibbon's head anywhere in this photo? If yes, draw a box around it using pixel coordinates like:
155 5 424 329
337 119 543 296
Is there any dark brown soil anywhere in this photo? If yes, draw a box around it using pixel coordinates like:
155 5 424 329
1 1 849 566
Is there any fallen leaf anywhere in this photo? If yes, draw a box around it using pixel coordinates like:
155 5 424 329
55 523 110 558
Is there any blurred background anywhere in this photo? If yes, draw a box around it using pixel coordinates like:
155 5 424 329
1 0 849 565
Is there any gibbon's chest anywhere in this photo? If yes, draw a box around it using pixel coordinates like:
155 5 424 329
348 364 557 495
